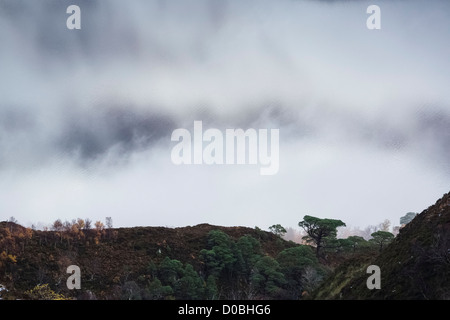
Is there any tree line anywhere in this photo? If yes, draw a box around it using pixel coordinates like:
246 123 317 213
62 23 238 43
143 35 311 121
43 216 115 247
0 216 115 278
110 210 410 301
1 211 418 300
114 229 325 300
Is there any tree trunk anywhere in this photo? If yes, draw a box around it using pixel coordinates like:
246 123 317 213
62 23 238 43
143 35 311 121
316 234 322 257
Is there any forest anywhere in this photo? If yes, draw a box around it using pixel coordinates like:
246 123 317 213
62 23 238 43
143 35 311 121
0 211 408 300
2 189 449 301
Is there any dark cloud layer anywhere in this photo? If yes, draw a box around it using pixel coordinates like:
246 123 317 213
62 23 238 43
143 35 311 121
57 106 176 163
0 0 448 228
0 99 447 175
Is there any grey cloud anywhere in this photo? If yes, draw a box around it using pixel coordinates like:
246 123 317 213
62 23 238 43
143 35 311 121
0 102 179 170
57 106 176 164
0 0 228 68
0 97 448 175
0 0 449 228
414 108 450 170
0 106 36 133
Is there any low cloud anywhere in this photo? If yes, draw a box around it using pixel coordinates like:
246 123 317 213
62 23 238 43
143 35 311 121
0 0 448 229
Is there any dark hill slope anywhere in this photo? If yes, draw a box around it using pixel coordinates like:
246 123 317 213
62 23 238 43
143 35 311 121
312 191 450 299
1 222 296 299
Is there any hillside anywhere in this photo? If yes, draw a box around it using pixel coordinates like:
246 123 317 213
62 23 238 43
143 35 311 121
312 191 450 300
1 192 449 300
0 222 307 300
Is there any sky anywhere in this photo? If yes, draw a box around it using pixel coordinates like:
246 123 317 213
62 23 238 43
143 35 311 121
0 0 449 231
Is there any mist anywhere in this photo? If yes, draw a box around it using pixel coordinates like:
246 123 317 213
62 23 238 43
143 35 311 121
0 0 448 230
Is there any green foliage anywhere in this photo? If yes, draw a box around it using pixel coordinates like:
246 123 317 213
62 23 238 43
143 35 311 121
178 264 204 300
200 230 237 278
370 231 394 252
278 246 318 271
146 260 158 278
1 221 327 300
312 192 450 300
236 235 261 276
269 224 287 237
158 256 184 286
254 226 268 240
328 238 354 252
144 258 205 300
346 236 370 250
204 275 218 300
197 229 329 299
144 277 174 300
277 246 322 298
251 256 286 297
298 215 346 256
1 190 446 301
323 235 374 256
